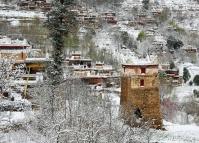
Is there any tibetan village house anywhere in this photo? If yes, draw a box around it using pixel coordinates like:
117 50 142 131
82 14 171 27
121 64 162 129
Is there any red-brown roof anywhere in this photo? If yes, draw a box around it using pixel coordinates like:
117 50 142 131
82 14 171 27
0 45 29 49
122 64 158 68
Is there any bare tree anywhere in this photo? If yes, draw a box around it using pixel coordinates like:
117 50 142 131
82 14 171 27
0 58 25 95
26 77 165 143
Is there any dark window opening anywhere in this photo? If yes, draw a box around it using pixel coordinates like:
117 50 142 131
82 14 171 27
87 63 91 68
140 79 144 86
134 108 142 119
141 67 146 74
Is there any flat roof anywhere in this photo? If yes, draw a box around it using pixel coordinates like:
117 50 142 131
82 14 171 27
0 45 30 49
122 64 158 68
15 58 52 64
68 59 92 62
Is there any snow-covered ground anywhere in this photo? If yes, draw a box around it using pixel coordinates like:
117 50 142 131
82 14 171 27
0 92 32 126
0 10 45 19
167 63 199 102
162 0 193 6
118 21 140 39
0 111 33 126
171 85 199 102
161 120 199 143
0 130 36 143
121 0 142 8
178 62 199 87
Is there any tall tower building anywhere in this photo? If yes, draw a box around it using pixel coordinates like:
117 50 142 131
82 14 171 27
120 64 162 129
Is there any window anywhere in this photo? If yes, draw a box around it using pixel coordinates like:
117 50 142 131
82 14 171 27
140 79 144 86
134 108 142 119
141 67 146 74
87 63 91 68
123 67 126 73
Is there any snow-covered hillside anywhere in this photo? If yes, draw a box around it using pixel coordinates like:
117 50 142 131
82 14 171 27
0 0 199 142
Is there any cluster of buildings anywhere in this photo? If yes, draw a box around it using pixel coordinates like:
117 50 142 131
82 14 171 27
0 35 168 128
159 64 183 86
128 6 163 28
70 5 117 27
0 35 118 94
17 2 118 27
0 35 47 88
64 52 117 86
70 5 99 27
17 0 51 11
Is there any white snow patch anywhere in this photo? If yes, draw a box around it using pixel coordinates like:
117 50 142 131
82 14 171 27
178 62 199 83
0 10 45 19
0 111 33 125
162 120 199 143
118 21 141 39
10 20 20 26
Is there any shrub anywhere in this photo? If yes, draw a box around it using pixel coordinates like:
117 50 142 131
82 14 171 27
166 36 184 50
193 75 199 86
159 71 167 79
183 67 191 83
158 8 170 22
142 0 149 10
169 61 175 69
137 31 146 42
121 31 129 45
169 20 185 34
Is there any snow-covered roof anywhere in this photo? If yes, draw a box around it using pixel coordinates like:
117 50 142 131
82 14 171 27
0 36 31 48
0 9 45 19
25 57 51 63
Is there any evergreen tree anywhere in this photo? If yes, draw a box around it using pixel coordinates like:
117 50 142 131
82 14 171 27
169 61 175 69
46 0 77 85
183 67 191 83
166 36 184 51
142 0 149 10
121 31 129 46
45 0 77 120
193 75 199 86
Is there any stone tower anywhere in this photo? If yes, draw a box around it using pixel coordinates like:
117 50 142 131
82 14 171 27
120 64 162 129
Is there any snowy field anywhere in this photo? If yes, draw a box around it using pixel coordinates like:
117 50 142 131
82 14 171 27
161 121 199 143
0 130 35 143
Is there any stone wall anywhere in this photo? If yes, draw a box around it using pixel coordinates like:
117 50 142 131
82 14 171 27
130 75 159 88
121 76 162 129
123 65 158 75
